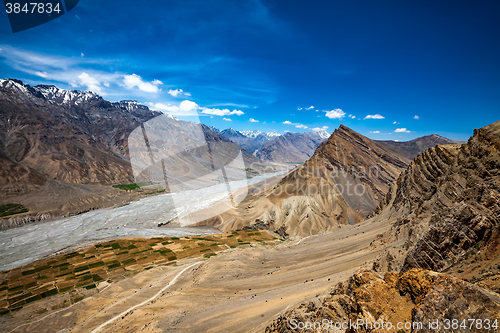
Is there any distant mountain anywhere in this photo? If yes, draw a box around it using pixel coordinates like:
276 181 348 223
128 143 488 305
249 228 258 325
208 126 221 134
214 127 331 162
218 128 261 153
377 134 465 160
255 131 328 163
240 130 261 139
217 128 283 154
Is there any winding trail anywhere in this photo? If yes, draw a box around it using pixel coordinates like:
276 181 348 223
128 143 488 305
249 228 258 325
90 261 202 333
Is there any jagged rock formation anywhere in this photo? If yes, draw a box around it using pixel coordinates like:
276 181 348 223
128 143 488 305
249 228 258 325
368 121 500 287
377 134 465 160
266 269 500 333
202 125 410 237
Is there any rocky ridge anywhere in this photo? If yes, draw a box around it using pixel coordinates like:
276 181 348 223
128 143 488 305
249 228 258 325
367 121 500 280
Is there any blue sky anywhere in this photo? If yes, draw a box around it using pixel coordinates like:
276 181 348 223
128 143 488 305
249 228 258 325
1 0 499 141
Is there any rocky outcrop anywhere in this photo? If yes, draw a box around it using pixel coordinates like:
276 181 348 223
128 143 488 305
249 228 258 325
266 269 500 332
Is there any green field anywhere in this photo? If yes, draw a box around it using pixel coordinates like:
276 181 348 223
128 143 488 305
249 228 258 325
112 183 141 190
0 204 29 218
0 230 279 315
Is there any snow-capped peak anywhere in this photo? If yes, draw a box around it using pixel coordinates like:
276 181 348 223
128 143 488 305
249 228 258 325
240 130 262 139
34 84 99 106
0 79 31 95
315 129 330 140
263 131 281 139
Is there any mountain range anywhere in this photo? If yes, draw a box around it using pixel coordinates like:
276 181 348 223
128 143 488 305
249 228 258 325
0 78 466 229
1 78 499 331
0 79 270 226
212 126 330 163
213 125 461 165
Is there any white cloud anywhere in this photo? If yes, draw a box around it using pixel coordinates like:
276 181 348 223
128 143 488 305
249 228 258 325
393 121 397 124
283 120 308 129
35 71 48 78
223 117 232 122
179 100 199 113
306 106 314 110
414 115 419 120
324 109 346 119
364 114 385 120
78 72 105 95
312 126 329 131
200 107 244 116
168 88 191 97
147 100 199 115
395 128 410 133
297 107 303 110
123 74 162 93
249 118 259 123
370 131 381 134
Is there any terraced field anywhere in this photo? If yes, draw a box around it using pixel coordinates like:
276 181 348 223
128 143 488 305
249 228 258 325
0 230 279 315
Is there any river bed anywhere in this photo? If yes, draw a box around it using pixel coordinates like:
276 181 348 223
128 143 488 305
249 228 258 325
0 171 285 271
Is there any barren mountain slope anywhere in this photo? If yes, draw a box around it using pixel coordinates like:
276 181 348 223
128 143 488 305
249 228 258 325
0 79 159 187
197 125 410 237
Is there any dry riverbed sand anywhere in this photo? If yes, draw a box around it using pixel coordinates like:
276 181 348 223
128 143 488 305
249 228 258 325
1 211 397 333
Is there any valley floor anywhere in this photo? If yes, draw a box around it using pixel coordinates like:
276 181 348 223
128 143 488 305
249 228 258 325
1 212 398 332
